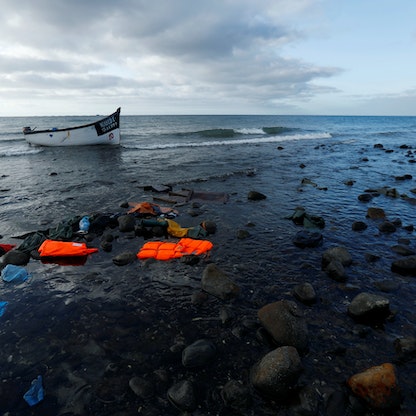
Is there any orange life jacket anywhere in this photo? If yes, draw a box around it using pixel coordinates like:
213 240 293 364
38 240 98 257
137 238 213 260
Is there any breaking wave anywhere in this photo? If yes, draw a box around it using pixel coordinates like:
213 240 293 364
0 147 43 157
123 132 332 151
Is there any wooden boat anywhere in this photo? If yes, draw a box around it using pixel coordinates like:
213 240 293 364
23 107 121 146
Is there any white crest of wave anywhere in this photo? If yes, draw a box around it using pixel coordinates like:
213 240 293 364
125 132 332 150
235 128 266 135
0 148 43 157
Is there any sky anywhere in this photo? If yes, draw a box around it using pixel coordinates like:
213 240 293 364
1 0 416 116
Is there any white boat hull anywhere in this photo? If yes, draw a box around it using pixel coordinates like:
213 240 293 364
23 108 121 147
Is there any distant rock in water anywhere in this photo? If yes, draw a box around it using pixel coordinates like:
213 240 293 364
391 255 416 276
247 190 267 201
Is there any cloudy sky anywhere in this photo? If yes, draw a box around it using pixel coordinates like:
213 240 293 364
1 0 415 116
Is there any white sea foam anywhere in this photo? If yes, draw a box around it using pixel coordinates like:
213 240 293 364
123 132 332 150
235 128 266 135
0 147 43 157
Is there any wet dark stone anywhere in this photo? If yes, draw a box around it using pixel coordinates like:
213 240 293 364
237 229 251 239
201 263 240 300
293 282 317 305
221 380 252 410
293 230 323 248
117 215 136 232
180 254 200 265
1 249 30 266
394 337 416 361
365 253 380 263
292 383 321 415
391 245 415 256
352 221 368 231
100 241 113 252
250 346 302 400
247 190 267 200
112 251 136 266
129 376 155 399
325 260 347 282
378 221 397 233
348 292 390 323
391 255 416 276
374 280 400 292
258 300 309 352
167 380 197 412
190 291 209 305
358 193 373 202
322 246 352 269
182 339 216 367
366 207 386 219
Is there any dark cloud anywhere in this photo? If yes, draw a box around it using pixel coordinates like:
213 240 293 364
0 0 343 114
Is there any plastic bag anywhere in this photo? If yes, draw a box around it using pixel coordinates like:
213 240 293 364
1 264 30 283
23 375 44 406
0 301 8 317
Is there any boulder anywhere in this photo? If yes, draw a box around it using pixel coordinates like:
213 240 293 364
391 245 415 256
352 221 368 231
247 190 267 201
322 246 352 269
348 292 390 323
293 282 317 305
391 255 416 276
394 336 416 361
182 339 216 367
221 380 251 410
293 230 323 248
366 207 386 219
1 249 30 266
201 263 240 300
347 363 401 410
250 346 302 400
358 193 373 202
378 221 396 233
112 251 137 266
257 300 309 351
129 376 154 399
325 259 346 282
167 380 197 412
117 215 136 232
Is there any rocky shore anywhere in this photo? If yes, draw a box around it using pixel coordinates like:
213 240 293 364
1 141 416 415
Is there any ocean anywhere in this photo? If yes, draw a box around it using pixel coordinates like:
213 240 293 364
1 114 416 414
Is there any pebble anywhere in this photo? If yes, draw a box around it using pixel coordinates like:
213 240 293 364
182 339 216 367
167 380 197 412
129 376 154 399
293 282 317 305
221 379 251 410
112 251 137 266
